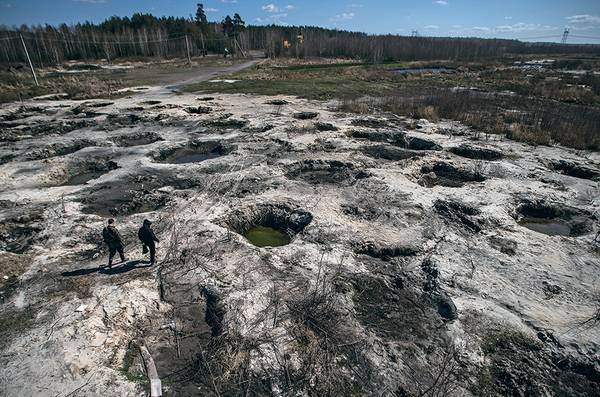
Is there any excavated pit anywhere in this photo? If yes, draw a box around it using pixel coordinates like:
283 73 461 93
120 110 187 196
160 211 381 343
0 209 45 254
434 199 483 232
185 106 212 115
25 139 96 160
70 101 113 116
315 122 338 131
153 141 233 164
361 144 423 161
287 160 370 185
449 144 504 161
351 118 390 128
355 241 420 261
351 274 445 342
205 116 248 128
148 283 220 395
514 200 595 237
79 173 172 216
549 160 600 180
348 130 405 145
61 160 119 186
112 131 163 147
293 111 319 120
1 119 97 142
349 131 440 151
419 161 486 187
225 203 313 247
403 136 442 151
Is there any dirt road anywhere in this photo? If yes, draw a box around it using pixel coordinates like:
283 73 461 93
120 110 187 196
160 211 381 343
165 58 262 91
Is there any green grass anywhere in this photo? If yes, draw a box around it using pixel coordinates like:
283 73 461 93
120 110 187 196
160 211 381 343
184 63 404 100
118 341 148 385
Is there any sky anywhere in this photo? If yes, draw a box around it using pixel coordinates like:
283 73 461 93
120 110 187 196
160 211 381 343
1 0 600 44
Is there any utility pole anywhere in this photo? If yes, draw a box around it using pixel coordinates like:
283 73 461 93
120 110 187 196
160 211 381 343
20 33 39 86
184 35 192 64
561 28 569 44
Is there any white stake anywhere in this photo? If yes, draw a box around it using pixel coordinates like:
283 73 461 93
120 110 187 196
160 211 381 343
20 34 39 86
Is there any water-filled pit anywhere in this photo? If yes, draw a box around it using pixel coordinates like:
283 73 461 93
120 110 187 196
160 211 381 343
514 200 594 237
225 203 313 248
244 226 291 247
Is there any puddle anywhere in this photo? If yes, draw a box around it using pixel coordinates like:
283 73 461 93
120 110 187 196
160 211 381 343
244 226 291 247
394 67 455 75
226 203 312 246
518 218 571 236
514 200 594 237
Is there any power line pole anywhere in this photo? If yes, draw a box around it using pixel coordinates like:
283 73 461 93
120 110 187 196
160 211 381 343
184 35 192 64
561 28 569 44
20 33 39 86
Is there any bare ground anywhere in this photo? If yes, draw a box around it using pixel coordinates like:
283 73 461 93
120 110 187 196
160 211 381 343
0 63 599 396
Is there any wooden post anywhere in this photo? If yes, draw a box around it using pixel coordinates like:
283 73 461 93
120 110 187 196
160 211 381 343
200 32 206 57
137 341 162 397
234 38 246 58
20 34 39 86
185 35 192 65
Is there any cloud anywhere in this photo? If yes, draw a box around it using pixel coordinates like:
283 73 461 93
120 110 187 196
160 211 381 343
332 12 355 21
256 12 289 25
434 1 448 5
566 14 600 24
424 25 439 30
205 8 218 12
349 3 363 8
495 22 555 32
504 16 513 20
471 26 491 32
285 5 295 10
262 4 279 13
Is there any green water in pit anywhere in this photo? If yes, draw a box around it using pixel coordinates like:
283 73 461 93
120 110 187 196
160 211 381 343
244 226 291 247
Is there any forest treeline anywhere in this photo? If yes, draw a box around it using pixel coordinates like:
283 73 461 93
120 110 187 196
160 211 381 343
1 10 600 66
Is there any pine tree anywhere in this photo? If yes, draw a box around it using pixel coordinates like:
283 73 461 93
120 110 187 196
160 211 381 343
195 3 208 29
233 13 245 35
222 15 234 37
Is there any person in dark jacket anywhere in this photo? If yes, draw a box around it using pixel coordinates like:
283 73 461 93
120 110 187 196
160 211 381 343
138 219 159 265
102 218 126 268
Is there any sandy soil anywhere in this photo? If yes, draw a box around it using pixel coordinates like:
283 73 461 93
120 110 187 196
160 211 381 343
0 67 599 396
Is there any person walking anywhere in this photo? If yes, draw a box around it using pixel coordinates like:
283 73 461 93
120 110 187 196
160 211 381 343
102 218 126 268
138 219 159 266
